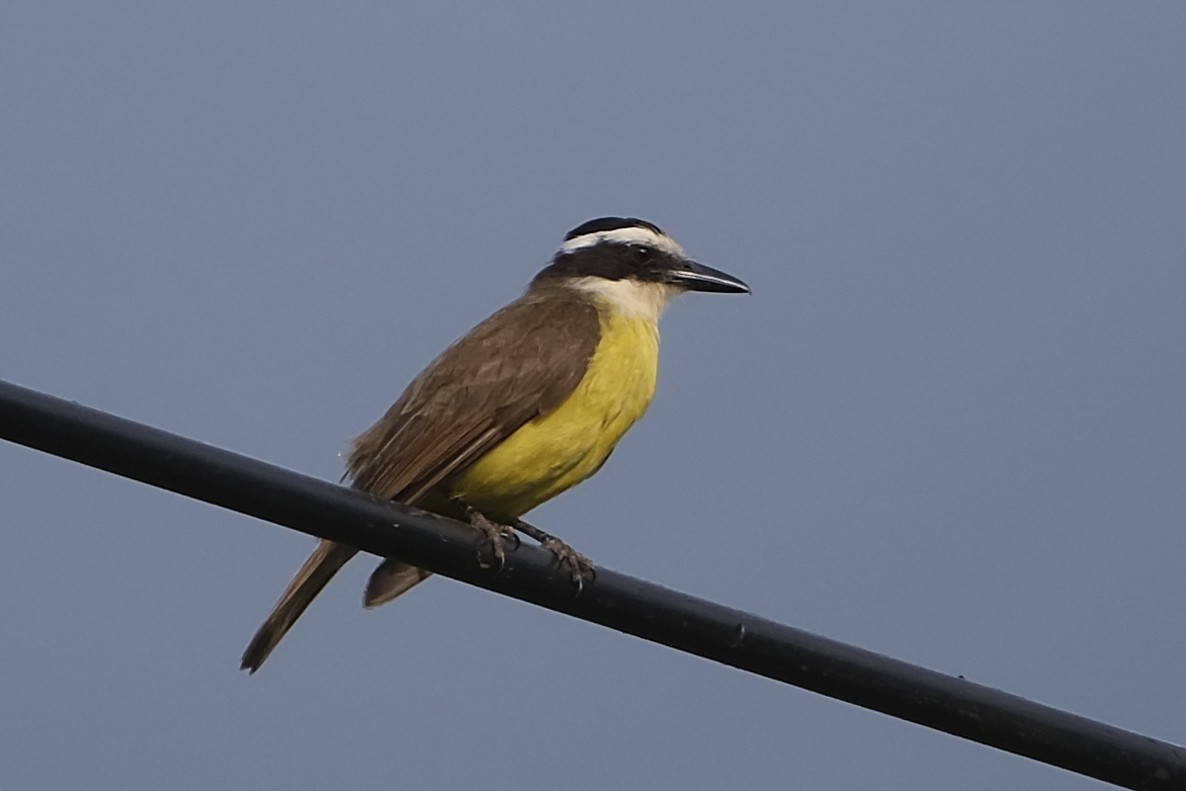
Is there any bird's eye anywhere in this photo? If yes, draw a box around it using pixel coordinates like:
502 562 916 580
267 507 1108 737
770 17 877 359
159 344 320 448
630 244 654 262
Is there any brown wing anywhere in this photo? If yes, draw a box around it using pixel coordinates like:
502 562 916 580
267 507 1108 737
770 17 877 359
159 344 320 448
347 283 601 503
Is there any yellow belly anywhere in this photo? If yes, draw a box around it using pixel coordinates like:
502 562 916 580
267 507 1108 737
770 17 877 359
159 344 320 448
449 310 660 520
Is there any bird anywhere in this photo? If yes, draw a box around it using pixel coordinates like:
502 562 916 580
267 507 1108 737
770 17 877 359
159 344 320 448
241 216 749 672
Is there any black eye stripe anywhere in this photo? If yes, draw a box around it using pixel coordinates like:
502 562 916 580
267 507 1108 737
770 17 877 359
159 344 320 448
533 239 678 286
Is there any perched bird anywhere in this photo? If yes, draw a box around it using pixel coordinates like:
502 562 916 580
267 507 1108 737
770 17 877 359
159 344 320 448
241 217 748 672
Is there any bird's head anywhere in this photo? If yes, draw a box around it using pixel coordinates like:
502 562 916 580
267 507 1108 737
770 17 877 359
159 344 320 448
532 217 749 320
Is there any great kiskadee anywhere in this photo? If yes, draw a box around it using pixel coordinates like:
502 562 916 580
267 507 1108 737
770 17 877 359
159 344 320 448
241 217 748 672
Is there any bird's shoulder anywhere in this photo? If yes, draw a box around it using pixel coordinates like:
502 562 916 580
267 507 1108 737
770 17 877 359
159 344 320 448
400 285 600 411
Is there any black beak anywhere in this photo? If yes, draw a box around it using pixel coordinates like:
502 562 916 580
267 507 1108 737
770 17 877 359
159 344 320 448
665 260 750 294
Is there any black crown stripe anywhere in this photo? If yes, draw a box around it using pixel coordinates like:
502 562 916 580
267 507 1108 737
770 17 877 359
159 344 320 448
563 217 664 242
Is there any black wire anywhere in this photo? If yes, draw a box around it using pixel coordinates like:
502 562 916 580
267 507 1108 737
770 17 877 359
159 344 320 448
0 377 1182 790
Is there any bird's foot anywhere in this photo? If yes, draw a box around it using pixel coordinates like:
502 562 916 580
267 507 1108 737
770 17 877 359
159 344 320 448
467 508 519 570
541 537 595 591
514 519 595 592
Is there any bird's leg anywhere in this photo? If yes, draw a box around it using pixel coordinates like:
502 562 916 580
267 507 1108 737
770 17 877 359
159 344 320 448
512 518 594 590
464 505 519 570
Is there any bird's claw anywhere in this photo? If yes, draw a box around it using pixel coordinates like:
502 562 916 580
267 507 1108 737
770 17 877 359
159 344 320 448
469 512 519 571
540 537 595 592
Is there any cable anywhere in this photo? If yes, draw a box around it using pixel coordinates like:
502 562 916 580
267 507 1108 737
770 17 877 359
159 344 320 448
0 377 1182 790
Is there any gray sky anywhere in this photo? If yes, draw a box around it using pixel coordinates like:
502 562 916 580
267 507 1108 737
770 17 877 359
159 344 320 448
2 3 1183 789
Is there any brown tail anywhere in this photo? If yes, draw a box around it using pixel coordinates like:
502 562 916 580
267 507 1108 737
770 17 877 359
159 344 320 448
240 539 357 672
363 559 433 608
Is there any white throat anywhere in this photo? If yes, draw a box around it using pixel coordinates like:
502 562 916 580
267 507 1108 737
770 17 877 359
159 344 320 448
571 277 676 322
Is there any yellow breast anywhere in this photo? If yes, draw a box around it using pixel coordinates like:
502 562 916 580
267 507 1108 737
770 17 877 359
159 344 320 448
450 307 660 520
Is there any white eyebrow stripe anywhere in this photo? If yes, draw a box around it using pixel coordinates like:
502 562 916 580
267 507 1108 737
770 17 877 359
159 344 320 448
559 226 686 258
